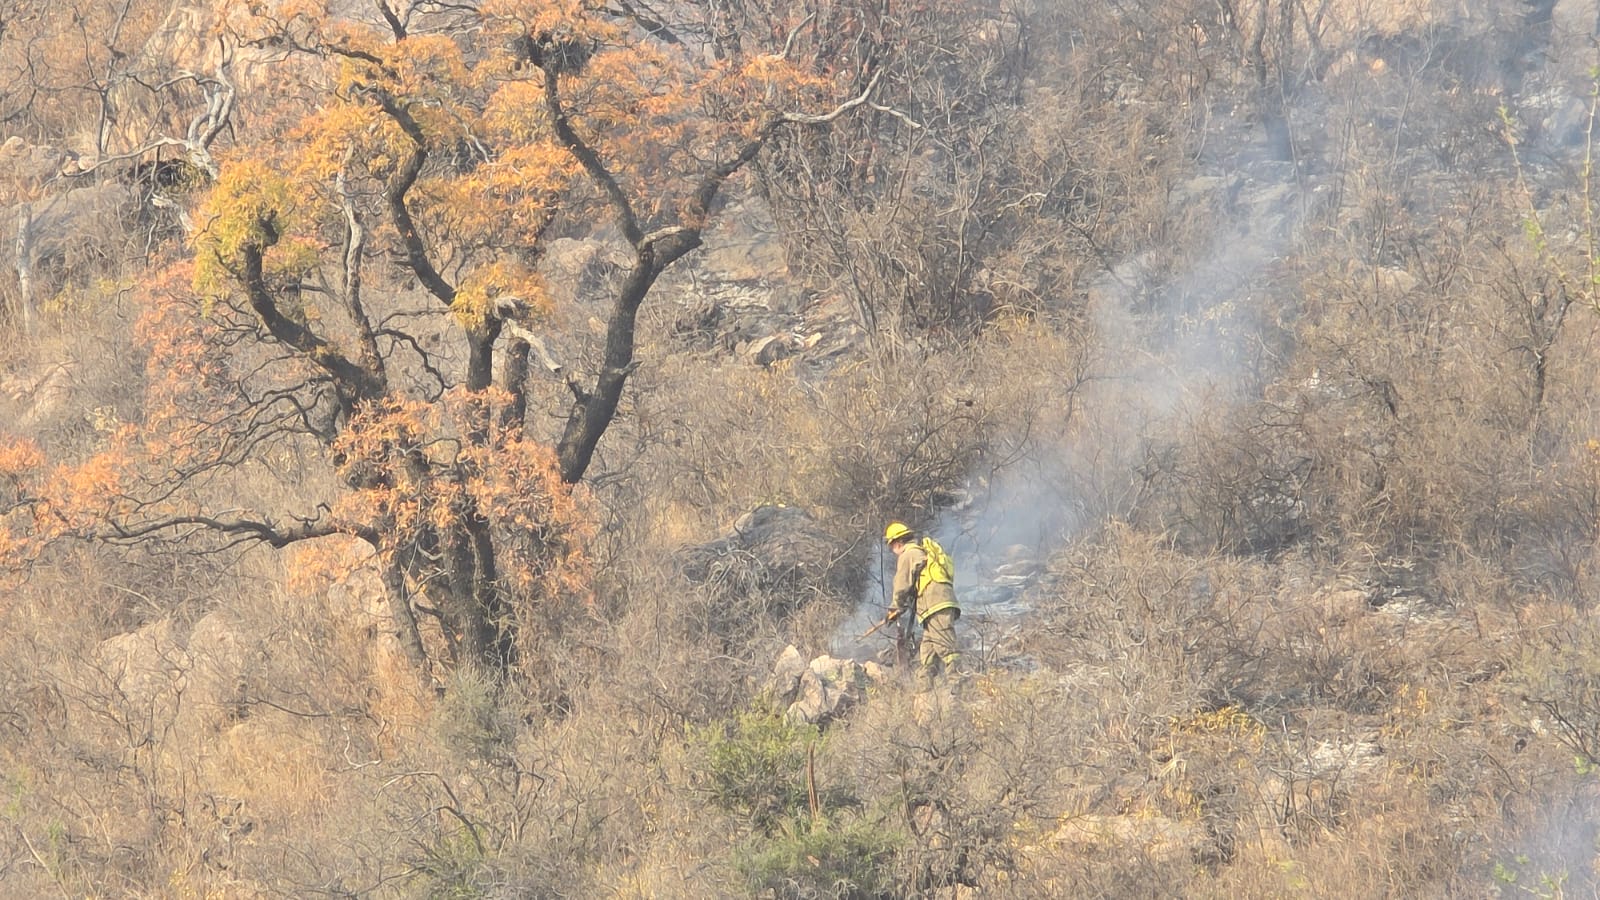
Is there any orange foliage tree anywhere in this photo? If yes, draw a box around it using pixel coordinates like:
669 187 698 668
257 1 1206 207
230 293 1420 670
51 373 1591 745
0 0 885 684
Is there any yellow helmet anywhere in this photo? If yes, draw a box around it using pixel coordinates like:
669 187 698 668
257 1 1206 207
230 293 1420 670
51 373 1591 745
884 521 913 543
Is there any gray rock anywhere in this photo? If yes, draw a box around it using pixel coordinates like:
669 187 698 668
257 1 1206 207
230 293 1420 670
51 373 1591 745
679 505 842 597
0 137 73 184
785 654 877 726
698 195 788 283
747 334 794 367
96 619 187 713
766 644 809 705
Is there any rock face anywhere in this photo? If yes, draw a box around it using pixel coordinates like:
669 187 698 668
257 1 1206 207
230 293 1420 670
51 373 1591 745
1 137 142 332
678 505 853 623
95 618 187 715
766 644 887 725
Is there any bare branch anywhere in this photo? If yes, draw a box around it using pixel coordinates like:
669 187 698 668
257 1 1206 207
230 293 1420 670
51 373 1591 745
541 62 644 248
376 328 449 401
106 512 343 549
777 69 896 126
603 0 683 45
338 155 388 391
779 13 817 61
69 62 237 181
503 319 566 376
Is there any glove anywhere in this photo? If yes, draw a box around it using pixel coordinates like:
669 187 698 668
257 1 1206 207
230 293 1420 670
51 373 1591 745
885 607 903 623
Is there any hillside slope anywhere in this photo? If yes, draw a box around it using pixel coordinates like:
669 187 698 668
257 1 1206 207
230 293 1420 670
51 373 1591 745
2 0 1600 896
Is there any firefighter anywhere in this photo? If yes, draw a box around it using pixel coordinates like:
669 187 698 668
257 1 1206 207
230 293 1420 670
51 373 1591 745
884 521 961 688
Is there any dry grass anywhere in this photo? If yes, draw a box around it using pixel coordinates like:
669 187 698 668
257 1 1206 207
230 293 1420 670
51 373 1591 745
3 0 1600 897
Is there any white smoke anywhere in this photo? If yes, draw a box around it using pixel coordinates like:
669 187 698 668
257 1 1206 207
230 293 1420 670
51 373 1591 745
832 134 1315 664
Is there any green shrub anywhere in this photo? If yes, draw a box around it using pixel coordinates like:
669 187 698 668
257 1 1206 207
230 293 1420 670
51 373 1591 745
410 829 489 900
693 709 822 831
434 668 517 763
736 814 901 900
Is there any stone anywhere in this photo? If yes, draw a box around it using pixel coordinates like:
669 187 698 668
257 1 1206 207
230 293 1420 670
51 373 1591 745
747 334 794 367
96 619 187 713
766 644 809 705
782 653 883 726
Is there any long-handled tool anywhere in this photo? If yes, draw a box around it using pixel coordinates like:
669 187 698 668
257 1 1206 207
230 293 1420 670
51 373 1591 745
858 608 903 640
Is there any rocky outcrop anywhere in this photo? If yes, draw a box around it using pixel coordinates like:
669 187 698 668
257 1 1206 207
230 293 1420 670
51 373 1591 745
0 136 76 185
1 137 141 329
649 191 868 371
766 645 887 725
678 505 853 624
95 618 188 715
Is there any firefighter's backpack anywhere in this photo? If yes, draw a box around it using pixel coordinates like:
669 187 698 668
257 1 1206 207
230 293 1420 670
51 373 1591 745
916 537 955 591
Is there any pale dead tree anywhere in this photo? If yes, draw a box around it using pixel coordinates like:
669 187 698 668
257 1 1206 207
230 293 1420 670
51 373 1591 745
0 3 241 331
65 46 236 224
11 203 31 333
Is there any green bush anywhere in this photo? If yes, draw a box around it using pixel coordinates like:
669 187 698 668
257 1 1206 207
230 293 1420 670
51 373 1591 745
434 668 518 763
410 829 489 900
736 814 901 900
693 709 822 831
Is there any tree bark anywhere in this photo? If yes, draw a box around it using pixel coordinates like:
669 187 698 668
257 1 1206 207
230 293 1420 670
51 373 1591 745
380 556 432 688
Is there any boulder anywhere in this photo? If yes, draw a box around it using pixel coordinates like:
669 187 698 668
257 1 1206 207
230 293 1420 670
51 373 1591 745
765 644 809 703
0 137 73 185
96 619 188 715
786 654 876 726
540 235 630 308
746 333 795 367
185 612 250 727
766 645 890 725
697 196 788 283
679 505 849 604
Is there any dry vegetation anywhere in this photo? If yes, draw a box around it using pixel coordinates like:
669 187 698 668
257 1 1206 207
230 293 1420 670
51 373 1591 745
3 0 1600 896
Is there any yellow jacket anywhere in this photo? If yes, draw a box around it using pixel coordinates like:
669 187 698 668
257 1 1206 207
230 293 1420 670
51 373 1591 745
892 541 960 623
